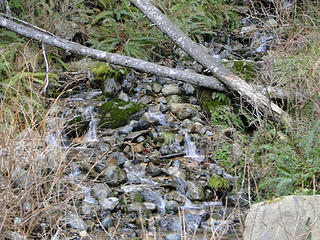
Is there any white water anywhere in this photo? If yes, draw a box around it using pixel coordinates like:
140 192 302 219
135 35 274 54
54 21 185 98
84 106 98 142
148 111 168 125
184 132 204 161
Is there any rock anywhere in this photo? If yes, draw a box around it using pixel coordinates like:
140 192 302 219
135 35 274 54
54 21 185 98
162 84 180 96
186 181 205 201
143 202 157 211
183 83 195 95
240 25 257 35
99 99 145 129
118 125 133 135
169 103 200 120
65 213 87 230
158 216 181 231
165 233 181 240
141 189 166 214
152 82 162 93
139 95 153 104
109 152 128 166
101 165 127 186
174 178 188 195
103 78 121 97
265 18 277 27
118 91 129 101
146 163 163 177
99 197 119 211
121 184 149 193
131 120 150 131
101 216 114 229
165 200 179 213
91 183 112 200
5 232 27 240
125 129 150 141
167 95 183 104
131 143 144 153
244 195 320 240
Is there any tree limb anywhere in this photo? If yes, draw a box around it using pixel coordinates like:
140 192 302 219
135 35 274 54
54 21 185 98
130 0 291 123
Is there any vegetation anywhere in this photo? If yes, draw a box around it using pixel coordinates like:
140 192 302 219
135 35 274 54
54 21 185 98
0 0 320 238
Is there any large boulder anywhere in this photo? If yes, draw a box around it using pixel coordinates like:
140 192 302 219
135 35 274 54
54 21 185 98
244 195 320 240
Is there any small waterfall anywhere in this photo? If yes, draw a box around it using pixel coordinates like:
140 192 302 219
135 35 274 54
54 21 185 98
184 132 204 161
148 111 167 125
84 106 98 142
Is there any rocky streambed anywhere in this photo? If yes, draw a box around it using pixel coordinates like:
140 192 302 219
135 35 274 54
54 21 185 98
36 68 249 239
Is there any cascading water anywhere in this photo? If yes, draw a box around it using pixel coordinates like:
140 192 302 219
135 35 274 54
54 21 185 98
184 132 204 161
84 106 98 142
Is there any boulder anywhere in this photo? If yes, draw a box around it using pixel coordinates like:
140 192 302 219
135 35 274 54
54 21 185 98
244 195 320 240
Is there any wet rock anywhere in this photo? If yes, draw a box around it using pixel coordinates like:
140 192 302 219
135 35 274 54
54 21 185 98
160 102 169 112
158 216 181 231
141 189 165 214
174 178 188 195
146 163 163 177
99 197 119 211
169 103 200 120
183 83 195 95
166 191 186 204
110 152 128 166
101 216 114 229
65 213 87 230
91 183 112 200
118 124 133 135
165 200 179 213
139 95 153 104
244 196 320 240
162 84 180 96
185 212 203 230
125 129 150 141
121 184 149 194
165 233 181 240
181 119 195 132
152 82 162 93
131 120 150 131
101 165 127 186
143 202 157 211
186 181 205 201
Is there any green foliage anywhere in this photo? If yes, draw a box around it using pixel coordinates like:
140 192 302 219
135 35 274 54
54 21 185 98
211 105 244 130
249 120 320 199
214 143 232 170
208 174 230 191
211 91 231 105
162 132 175 145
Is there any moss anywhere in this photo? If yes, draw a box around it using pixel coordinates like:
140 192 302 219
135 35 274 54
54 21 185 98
65 115 89 138
223 59 259 82
99 99 145 129
208 174 230 191
133 192 144 203
198 88 229 113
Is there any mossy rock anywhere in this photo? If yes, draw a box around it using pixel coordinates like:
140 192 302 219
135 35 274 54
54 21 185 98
65 115 89 138
222 59 259 82
99 99 146 129
208 174 230 191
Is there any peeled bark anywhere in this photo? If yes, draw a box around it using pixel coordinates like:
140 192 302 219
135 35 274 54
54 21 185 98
130 0 290 123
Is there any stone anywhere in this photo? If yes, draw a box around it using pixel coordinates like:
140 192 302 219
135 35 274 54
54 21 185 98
118 125 133 135
167 95 183 104
240 25 257 35
101 165 127 186
91 183 112 200
165 200 179 213
101 216 114 229
165 233 181 240
152 82 162 93
244 195 320 240
169 103 200 120
183 83 195 95
117 91 129 102
109 151 128 166
65 213 87 230
103 78 121 97
162 84 180 96
186 181 205 201
99 99 145 129
99 197 119 211
265 18 278 27
139 95 153 104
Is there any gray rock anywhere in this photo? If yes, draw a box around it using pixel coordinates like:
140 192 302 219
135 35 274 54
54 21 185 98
143 202 157 211
183 83 195 95
139 95 153 104
91 183 112 200
101 165 127 186
152 82 162 93
169 103 200 120
165 233 181 240
118 91 129 101
186 181 205 201
141 189 166 214
265 18 277 27
101 216 114 229
189 96 198 104
146 164 163 177
118 125 133 135
244 195 320 240
99 197 119 211
160 102 169 112
158 216 181 231
5 232 27 240
103 78 121 97
65 213 87 230
110 151 128 166
162 84 180 96
167 95 183 104
165 200 179 213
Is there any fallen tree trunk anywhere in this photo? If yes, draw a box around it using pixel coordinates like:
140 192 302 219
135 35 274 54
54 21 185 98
0 15 291 121
0 16 226 91
130 0 290 123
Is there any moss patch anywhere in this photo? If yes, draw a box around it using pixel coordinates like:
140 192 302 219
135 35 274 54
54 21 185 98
99 99 145 129
208 174 230 191
223 59 259 82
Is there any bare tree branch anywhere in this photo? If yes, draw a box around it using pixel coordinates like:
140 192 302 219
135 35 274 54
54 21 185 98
130 0 291 124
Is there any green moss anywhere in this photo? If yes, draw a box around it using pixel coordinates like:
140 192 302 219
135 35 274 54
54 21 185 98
223 59 259 82
99 99 145 129
133 192 144 203
199 88 230 113
208 174 230 191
